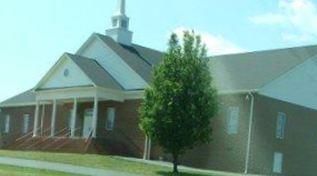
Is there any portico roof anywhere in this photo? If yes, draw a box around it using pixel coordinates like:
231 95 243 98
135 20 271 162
0 90 35 107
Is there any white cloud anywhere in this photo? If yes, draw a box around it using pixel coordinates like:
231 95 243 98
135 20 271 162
250 0 317 42
249 13 287 25
172 27 245 56
281 33 312 42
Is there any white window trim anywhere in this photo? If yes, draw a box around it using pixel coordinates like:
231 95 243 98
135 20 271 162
106 107 116 131
273 152 283 174
227 106 240 135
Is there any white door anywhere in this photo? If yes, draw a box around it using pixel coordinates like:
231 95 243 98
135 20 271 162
83 109 93 138
68 109 74 133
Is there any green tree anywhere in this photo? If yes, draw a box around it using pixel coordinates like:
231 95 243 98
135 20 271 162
139 31 218 174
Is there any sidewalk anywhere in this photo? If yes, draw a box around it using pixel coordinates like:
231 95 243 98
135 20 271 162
0 156 137 176
120 157 266 176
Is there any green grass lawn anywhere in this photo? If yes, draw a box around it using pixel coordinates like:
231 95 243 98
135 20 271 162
0 164 79 176
0 150 223 176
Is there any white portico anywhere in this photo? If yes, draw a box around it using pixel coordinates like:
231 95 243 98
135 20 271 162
30 52 141 139
33 86 143 139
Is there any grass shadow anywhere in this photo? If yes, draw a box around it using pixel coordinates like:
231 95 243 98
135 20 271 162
156 171 213 176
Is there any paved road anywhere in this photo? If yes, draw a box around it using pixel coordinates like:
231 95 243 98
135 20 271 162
0 156 138 176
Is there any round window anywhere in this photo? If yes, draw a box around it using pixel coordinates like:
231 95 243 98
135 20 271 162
63 69 69 77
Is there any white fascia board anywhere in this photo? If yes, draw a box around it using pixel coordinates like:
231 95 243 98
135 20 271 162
96 87 144 101
36 86 97 101
218 89 258 95
0 101 52 108
0 102 36 108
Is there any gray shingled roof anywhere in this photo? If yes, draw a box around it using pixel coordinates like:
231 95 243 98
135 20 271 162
0 90 35 107
66 53 123 90
129 44 164 66
96 34 163 82
210 44 317 92
3 34 317 107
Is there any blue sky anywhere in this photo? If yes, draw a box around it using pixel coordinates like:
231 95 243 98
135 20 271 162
1 0 317 101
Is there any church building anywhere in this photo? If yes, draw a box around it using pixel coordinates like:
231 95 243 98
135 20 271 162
1 1 317 175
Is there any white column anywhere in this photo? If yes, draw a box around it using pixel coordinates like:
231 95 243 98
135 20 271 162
92 96 98 138
51 99 57 137
40 104 46 136
33 100 40 137
71 98 78 137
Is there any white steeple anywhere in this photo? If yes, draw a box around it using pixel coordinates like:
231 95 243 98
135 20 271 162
115 0 125 15
106 0 133 46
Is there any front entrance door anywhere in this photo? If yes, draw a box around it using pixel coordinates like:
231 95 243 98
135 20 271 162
83 109 93 138
68 109 74 135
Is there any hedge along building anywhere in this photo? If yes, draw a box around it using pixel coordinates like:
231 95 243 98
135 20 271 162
1 0 317 175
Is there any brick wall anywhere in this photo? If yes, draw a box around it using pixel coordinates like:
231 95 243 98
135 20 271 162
2 94 317 175
250 94 317 176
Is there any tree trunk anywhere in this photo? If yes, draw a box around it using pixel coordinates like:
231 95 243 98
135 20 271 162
172 153 179 175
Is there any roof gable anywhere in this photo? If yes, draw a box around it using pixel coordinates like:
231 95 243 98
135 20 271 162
68 54 123 90
259 56 317 110
210 45 317 92
76 34 148 90
35 54 95 90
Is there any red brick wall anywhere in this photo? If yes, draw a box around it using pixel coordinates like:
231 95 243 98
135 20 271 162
250 94 317 176
0 106 35 146
95 100 145 157
154 94 252 173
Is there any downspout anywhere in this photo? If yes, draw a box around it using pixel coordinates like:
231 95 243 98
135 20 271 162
244 92 255 174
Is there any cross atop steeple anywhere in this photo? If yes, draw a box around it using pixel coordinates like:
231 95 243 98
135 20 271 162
106 0 133 45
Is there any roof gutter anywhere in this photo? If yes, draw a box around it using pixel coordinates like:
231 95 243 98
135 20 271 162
218 89 258 95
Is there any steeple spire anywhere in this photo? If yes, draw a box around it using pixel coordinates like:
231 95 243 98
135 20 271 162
106 0 133 45
116 0 126 16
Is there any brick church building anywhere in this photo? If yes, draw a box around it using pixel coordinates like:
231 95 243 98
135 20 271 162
1 1 317 175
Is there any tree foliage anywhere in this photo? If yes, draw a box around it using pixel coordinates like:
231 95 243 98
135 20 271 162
139 31 218 174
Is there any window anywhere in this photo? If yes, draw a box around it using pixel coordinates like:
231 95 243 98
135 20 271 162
112 19 118 27
22 114 30 134
63 69 69 77
121 20 128 28
4 115 10 133
276 112 286 139
227 106 240 134
106 108 116 131
273 152 283 173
